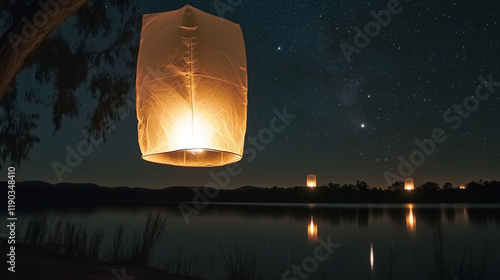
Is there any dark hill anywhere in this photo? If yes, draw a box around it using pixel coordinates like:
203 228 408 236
1 180 499 207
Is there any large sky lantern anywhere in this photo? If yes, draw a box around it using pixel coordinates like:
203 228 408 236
136 5 248 167
404 178 415 190
307 174 317 187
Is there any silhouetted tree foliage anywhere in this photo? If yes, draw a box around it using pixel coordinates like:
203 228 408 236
467 180 500 191
355 180 369 191
0 0 140 168
417 182 440 191
4 179 500 205
388 181 404 191
442 182 453 190
341 183 355 191
327 183 340 191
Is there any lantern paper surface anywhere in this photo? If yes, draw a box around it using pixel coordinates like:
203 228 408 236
307 174 317 187
404 178 414 190
136 5 247 167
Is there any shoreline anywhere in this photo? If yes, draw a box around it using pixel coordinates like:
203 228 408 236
0 240 205 280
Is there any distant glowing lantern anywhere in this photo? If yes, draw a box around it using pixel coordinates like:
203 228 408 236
136 5 247 167
459 185 466 190
307 174 317 187
406 204 416 235
404 178 414 190
307 216 318 242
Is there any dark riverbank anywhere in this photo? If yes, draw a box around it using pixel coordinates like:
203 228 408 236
0 181 500 207
1 180 499 207
0 240 205 280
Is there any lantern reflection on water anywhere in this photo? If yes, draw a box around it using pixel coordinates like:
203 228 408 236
406 204 416 235
307 216 317 242
370 243 374 271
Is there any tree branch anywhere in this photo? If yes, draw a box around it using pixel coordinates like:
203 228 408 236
0 0 91 102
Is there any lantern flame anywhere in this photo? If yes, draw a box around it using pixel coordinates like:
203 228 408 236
187 149 204 154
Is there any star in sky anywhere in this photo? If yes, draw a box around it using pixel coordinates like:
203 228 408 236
8 0 500 189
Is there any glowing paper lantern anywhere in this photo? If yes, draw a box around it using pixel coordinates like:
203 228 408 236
307 174 317 187
136 5 247 167
404 178 414 190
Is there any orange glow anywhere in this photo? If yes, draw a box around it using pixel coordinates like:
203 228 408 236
307 174 317 188
459 207 469 223
459 185 466 189
307 216 318 242
136 5 247 167
370 243 374 271
404 178 414 190
187 149 204 154
406 204 416 235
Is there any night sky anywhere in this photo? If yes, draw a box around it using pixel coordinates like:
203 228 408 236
5 0 500 189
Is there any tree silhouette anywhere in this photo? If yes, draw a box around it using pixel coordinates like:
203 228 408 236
327 182 340 191
341 183 355 191
0 0 140 168
442 182 453 190
467 180 500 191
355 180 369 191
418 182 440 191
388 181 403 191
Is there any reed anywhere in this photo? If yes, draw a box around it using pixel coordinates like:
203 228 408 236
24 215 48 246
220 240 259 280
426 223 488 280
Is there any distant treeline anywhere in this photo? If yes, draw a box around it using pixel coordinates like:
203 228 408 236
1 180 499 206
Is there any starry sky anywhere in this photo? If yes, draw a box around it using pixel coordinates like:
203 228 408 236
5 0 500 189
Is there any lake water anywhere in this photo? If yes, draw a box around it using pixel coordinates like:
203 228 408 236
14 203 500 280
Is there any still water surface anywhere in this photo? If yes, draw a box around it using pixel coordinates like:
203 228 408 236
19 203 500 279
